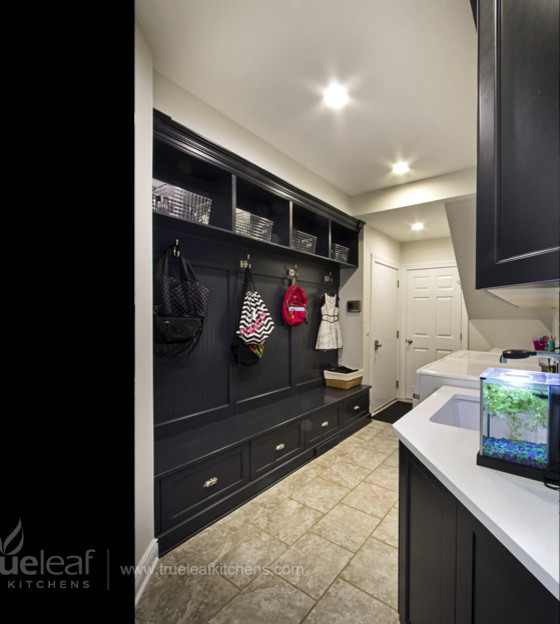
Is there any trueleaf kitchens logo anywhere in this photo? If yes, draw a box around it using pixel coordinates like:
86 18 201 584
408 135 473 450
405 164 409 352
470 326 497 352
0 519 96 590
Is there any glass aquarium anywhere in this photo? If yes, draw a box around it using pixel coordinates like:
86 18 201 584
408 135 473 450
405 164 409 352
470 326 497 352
477 368 559 480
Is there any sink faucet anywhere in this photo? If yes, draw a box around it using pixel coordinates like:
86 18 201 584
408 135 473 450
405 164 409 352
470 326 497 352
500 349 560 372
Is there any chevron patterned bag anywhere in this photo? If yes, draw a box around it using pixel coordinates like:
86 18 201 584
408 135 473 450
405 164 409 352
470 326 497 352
236 268 274 345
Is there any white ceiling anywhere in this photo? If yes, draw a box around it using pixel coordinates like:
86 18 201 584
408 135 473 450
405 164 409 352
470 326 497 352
135 0 478 241
361 200 451 242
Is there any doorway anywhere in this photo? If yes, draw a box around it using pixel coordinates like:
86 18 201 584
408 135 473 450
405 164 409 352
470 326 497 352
402 264 465 399
370 257 400 412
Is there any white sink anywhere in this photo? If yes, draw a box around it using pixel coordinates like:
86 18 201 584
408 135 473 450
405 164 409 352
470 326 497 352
429 394 480 431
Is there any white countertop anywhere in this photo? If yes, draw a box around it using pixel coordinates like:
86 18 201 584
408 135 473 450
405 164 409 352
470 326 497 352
392 385 560 600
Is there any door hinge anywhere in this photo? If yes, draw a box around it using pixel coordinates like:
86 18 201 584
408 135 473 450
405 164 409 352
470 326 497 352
396 380 399 389
397 280 400 288
460 332 463 340
396 330 400 338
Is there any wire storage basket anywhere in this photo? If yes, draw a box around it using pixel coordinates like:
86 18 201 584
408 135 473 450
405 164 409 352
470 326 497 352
293 230 317 254
235 208 273 241
331 243 349 263
152 180 212 225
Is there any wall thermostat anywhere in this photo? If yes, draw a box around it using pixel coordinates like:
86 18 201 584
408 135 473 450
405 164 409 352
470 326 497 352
347 300 361 313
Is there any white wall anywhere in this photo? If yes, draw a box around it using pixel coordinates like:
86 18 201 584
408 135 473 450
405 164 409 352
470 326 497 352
134 20 155 568
351 225 402 400
400 237 456 266
339 230 365 371
468 319 554 351
153 72 352 215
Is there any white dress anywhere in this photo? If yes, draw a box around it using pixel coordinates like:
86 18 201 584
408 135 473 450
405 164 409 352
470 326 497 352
315 294 343 350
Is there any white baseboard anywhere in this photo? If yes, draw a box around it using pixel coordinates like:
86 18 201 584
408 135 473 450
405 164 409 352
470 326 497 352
135 538 159 607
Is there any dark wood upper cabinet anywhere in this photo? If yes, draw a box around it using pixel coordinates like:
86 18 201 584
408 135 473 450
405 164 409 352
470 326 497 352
475 0 560 289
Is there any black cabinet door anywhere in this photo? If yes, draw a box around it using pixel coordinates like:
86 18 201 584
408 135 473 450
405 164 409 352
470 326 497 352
476 0 560 289
398 444 457 624
455 501 560 624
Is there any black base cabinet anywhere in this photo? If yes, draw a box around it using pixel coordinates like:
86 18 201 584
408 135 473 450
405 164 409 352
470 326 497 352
398 443 559 624
155 386 371 556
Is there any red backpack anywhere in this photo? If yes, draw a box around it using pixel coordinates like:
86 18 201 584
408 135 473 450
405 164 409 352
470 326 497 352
282 285 308 326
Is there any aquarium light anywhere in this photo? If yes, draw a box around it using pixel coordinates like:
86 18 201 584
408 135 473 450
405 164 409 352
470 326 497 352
502 373 534 386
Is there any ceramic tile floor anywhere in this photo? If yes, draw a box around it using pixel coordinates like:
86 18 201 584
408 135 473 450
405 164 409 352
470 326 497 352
136 418 401 624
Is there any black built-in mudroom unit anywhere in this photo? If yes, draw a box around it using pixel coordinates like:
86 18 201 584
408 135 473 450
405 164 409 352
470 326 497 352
152 110 369 555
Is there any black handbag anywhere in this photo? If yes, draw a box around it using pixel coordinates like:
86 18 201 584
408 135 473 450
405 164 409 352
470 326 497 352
153 243 210 357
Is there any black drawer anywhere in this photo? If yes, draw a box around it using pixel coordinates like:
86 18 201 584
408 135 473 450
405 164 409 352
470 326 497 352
251 420 305 479
159 444 250 531
304 405 340 446
342 391 370 425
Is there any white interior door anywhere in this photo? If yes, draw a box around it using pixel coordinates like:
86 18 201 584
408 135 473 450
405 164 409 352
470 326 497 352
371 258 400 411
404 265 463 399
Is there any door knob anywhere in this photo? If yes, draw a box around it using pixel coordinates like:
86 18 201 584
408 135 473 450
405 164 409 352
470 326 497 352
406 339 413 344
374 339 382 350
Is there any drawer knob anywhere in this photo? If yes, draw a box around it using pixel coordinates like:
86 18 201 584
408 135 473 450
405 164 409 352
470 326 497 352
354 405 360 411
321 421 329 427
203 477 218 488
275 443 286 451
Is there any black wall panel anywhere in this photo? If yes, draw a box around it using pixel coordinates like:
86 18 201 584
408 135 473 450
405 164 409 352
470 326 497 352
292 280 336 387
153 264 231 426
153 222 339 440
232 272 291 405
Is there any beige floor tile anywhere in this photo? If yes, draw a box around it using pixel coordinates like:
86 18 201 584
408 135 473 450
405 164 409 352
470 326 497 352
384 448 400 468
319 459 371 489
252 460 327 509
365 462 399 492
135 564 239 624
303 578 399 624
175 500 261 561
341 536 399 609
283 459 326 488
273 532 354 600
368 420 394 433
252 497 323 544
349 422 385 441
310 503 381 552
290 476 350 513
251 477 297 509
336 444 388 471
335 435 369 451
168 521 288 590
361 434 399 456
208 573 315 624
372 503 399 548
342 481 398 518
138 416 404 624
209 524 290 588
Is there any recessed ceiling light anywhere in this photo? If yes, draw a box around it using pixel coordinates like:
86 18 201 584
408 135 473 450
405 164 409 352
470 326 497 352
323 82 349 108
411 222 424 231
392 161 409 174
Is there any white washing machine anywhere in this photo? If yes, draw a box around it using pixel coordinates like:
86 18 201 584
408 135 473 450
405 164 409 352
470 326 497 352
412 349 541 406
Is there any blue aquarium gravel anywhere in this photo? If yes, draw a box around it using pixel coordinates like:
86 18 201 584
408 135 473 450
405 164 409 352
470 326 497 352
481 436 548 469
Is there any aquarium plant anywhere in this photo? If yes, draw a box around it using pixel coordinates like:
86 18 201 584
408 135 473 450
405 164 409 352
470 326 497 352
482 382 548 440
481 380 549 470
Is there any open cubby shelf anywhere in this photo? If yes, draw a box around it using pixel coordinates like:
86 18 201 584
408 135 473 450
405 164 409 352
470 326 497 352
153 109 363 268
